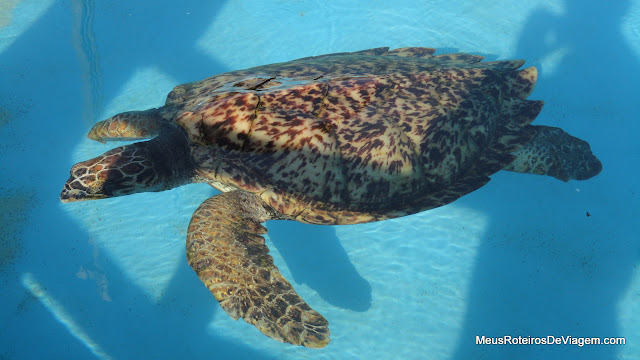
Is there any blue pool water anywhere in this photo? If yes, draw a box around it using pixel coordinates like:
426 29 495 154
1 1 639 359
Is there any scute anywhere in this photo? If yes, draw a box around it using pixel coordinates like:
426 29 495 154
177 92 259 150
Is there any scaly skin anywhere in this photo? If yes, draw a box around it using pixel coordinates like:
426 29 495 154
504 125 602 182
186 190 330 347
61 126 194 202
88 109 163 143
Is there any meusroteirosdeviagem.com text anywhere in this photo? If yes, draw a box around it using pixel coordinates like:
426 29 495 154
476 335 625 347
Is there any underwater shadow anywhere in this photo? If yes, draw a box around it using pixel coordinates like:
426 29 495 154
90 0 231 113
15 198 278 360
0 1 285 359
268 221 372 312
451 1 640 359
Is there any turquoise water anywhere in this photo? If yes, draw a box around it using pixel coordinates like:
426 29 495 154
1 1 639 359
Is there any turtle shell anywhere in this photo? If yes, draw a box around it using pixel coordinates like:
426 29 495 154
170 47 543 224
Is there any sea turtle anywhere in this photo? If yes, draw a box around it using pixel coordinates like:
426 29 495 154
60 47 602 347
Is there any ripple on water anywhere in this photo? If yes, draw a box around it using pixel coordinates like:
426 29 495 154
329 204 489 359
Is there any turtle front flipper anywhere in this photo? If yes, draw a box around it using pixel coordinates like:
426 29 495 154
88 108 165 143
504 125 602 181
186 190 330 348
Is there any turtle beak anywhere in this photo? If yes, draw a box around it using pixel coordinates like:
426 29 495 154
60 174 108 203
60 186 107 203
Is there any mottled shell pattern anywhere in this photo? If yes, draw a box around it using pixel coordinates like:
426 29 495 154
159 47 542 224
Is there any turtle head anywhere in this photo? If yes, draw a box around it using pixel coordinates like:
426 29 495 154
61 135 195 203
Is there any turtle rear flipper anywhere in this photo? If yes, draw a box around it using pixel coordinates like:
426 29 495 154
88 108 165 143
504 125 602 181
186 191 330 348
